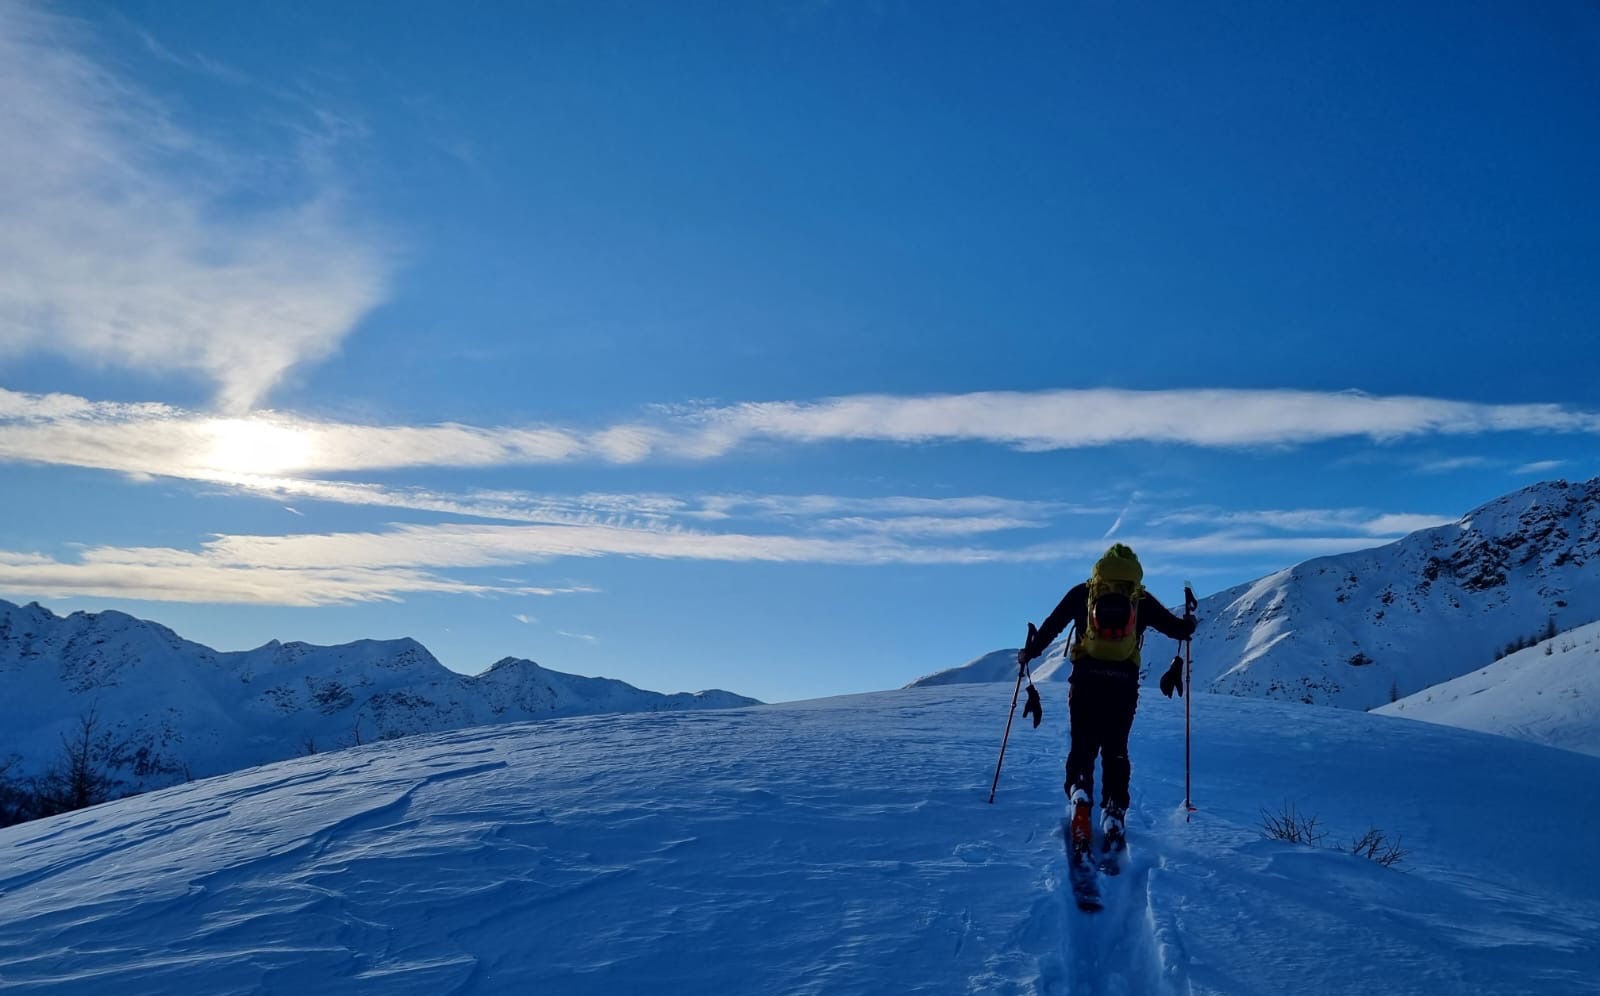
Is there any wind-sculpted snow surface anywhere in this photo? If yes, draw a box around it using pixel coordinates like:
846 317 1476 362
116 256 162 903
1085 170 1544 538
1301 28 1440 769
1377 620 1600 757
2 685 1597 994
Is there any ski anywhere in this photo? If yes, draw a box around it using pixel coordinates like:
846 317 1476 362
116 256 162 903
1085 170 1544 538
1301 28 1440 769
1064 817 1103 912
1097 835 1125 877
1096 815 1126 875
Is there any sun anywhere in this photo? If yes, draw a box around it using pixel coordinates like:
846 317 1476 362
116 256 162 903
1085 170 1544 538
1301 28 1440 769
199 418 317 477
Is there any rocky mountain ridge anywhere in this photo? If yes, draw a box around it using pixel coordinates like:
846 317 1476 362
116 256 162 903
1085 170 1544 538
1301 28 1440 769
1188 477 1599 710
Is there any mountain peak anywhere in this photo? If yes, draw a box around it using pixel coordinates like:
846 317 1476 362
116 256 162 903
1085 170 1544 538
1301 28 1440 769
484 656 541 674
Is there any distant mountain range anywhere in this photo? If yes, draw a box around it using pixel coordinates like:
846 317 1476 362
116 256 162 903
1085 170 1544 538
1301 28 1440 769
911 477 1599 752
0 599 759 797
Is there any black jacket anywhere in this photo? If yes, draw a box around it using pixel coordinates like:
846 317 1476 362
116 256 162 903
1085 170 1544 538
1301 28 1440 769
1022 583 1194 666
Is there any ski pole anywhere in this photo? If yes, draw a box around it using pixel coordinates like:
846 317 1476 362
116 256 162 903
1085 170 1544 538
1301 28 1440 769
1183 582 1198 820
989 623 1038 804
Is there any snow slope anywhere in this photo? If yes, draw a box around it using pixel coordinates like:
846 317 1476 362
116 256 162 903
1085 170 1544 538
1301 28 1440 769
0 598 757 793
2 683 1597 994
1376 620 1600 758
1188 477 1600 710
920 478 1600 714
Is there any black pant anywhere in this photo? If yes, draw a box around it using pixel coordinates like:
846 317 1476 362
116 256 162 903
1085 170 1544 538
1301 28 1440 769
1066 667 1139 811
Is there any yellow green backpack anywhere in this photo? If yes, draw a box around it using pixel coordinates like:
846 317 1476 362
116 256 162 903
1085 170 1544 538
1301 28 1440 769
1073 544 1146 664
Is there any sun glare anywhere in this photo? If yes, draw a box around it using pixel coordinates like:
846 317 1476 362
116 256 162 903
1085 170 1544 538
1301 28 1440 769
199 418 317 476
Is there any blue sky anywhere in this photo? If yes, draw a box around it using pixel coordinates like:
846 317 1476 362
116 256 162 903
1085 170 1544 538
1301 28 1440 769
1 0 1597 703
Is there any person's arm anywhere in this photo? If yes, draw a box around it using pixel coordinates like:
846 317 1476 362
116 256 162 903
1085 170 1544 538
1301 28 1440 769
1020 584 1086 663
1141 591 1197 642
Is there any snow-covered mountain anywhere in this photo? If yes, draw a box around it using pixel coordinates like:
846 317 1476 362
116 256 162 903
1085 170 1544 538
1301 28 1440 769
0 598 758 795
917 478 1600 715
1376 620 1600 758
905 644 1071 687
2 684 1597 994
1189 477 1599 710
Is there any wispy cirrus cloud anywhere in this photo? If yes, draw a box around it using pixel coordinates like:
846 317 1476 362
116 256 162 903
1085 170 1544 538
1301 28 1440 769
0 523 1036 606
0 2 390 412
0 390 583 478
1514 459 1567 475
3 387 1598 482
1150 507 1458 537
0 553 593 607
1416 456 1496 474
184 473 1076 542
0 521 1393 607
682 389 1600 454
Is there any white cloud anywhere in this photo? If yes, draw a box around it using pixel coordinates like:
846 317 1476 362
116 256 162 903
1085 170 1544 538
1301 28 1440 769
0 507 1413 607
0 556 530 607
1360 513 1459 535
1514 460 1567 475
0 390 585 477
0 538 598 606
682 389 1600 454
193 522 1028 571
0 515 1066 609
0 2 390 411
182 474 1074 544
5 387 1598 481
814 515 1047 537
1151 507 1457 537
1416 456 1495 474
0 526 1020 607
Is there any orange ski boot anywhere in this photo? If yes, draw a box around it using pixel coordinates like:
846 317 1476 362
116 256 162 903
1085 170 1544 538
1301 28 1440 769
1068 787 1093 856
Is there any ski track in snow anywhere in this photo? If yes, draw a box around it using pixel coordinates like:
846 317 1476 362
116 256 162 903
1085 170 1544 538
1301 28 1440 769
2 685 1600 994
1046 792 1182 996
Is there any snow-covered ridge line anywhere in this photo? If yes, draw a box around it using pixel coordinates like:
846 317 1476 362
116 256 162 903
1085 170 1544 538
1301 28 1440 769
0 597 760 797
1190 476 1599 711
916 477 1600 721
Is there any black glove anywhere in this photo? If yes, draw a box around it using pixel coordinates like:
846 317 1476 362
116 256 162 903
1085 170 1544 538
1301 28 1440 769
1160 655 1184 698
1016 621 1040 667
1181 612 1198 640
1022 684 1042 728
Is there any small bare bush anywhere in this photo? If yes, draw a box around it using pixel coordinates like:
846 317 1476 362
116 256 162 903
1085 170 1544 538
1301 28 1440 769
1261 803 1408 870
1260 803 1327 846
1346 827 1407 868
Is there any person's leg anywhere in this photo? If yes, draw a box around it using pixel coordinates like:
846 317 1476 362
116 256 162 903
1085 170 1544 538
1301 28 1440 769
1099 680 1140 813
1064 679 1098 803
